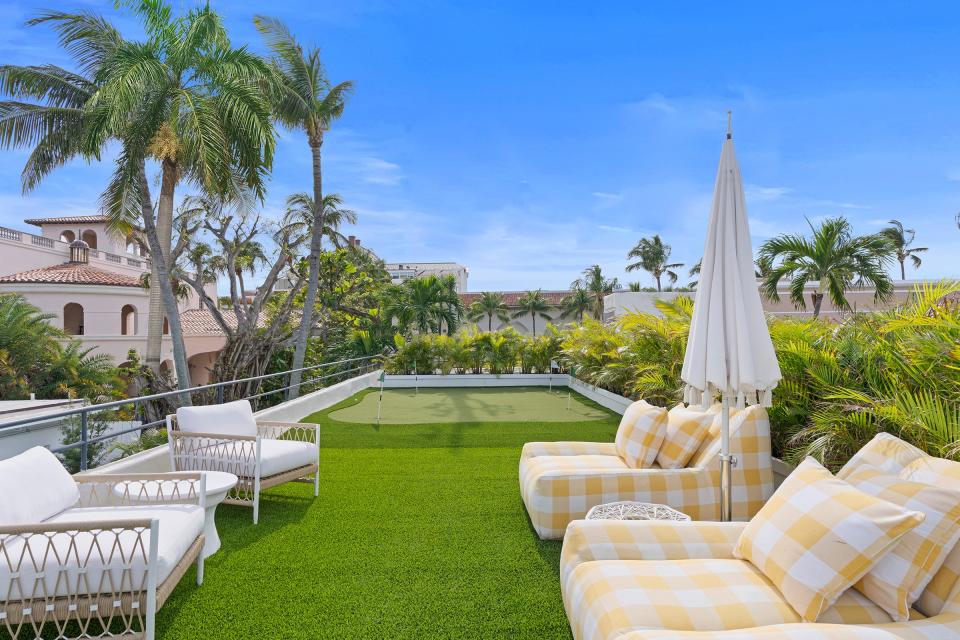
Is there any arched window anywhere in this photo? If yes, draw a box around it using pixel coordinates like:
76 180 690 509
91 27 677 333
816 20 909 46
125 236 143 256
162 317 169 335
121 304 136 335
59 230 75 243
81 229 97 249
64 303 84 335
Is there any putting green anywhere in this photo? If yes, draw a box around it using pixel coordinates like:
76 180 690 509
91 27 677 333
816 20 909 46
327 387 612 424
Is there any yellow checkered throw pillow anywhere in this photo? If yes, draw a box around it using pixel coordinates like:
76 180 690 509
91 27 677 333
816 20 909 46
614 400 667 468
656 404 715 469
844 465 960 622
734 457 925 622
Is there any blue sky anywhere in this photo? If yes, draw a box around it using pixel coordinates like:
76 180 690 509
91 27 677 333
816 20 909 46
2 1 960 291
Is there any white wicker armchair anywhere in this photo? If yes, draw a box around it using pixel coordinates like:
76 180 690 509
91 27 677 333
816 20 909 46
166 400 320 524
0 447 206 640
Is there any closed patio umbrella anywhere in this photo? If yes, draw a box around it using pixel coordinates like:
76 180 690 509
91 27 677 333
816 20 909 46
680 114 781 521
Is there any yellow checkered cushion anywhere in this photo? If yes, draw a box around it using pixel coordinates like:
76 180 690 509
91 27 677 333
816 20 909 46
843 466 960 622
656 404 715 469
615 401 667 468
615 624 902 639
734 457 925 622
564 558 898 639
836 433 960 618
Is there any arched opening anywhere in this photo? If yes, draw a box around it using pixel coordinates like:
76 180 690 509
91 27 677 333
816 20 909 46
81 229 97 249
59 230 75 243
121 304 137 335
125 236 144 256
162 317 169 335
63 303 84 335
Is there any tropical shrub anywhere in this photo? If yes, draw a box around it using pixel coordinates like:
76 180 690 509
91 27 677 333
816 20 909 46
384 326 562 376
560 283 960 469
0 294 121 401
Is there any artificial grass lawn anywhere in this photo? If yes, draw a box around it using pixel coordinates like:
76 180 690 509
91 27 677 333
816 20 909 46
328 387 611 424
157 388 619 639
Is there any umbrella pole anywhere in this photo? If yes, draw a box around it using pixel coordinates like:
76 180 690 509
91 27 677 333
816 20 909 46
720 394 734 522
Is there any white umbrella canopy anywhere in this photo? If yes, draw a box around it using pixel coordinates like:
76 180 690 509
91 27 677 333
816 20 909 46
681 115 781 520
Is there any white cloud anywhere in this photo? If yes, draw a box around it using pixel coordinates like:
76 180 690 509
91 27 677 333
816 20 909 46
355 157 402 186
746 185 792 201
629 93 677 115
591 191 624 210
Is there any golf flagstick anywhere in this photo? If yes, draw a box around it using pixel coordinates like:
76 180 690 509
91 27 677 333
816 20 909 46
377 370 385 424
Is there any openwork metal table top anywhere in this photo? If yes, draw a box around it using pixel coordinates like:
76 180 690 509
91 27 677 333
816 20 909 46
585 501 691 522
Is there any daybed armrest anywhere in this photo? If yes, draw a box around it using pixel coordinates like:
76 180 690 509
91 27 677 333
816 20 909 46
0 518 159 628
560 520 746 587
520 441 616 459
75 472 205 508
256 421 319 444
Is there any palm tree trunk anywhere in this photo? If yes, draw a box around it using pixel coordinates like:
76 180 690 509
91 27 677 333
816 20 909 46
145 161 176 374
487 314 492 332
812 292 824 318
531 313 536 337
289 137 325 400
138 163 192 396
655 274 662 292
900 258 906 281
145 266 163 373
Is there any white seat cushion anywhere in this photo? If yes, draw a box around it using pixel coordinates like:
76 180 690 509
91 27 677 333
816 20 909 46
0 504 204 600
176 399 257 437
0 446 78 525
259 439 317 478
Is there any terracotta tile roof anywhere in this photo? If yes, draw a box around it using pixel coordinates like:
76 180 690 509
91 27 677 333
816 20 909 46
179 309 271 335
24 215 109 227
460 290 573 307
0 262 142 287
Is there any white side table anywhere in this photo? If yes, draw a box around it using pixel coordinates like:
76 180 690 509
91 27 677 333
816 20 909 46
585 501 690 522
114 471 238 558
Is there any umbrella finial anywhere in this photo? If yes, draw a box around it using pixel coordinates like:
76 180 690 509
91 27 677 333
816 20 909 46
726 110 732 139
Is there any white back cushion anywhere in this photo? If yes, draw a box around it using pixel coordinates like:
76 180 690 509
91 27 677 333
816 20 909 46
0 446 79 524
176 399 257 437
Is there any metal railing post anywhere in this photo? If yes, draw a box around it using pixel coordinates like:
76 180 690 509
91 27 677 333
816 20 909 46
79 411 89 472
215 384 224 405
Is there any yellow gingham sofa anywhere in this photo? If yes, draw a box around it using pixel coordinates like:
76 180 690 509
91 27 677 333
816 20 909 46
520 404 774 539
559 433 960 639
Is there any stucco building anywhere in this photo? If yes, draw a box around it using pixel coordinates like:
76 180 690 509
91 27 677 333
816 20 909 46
0 215 221 383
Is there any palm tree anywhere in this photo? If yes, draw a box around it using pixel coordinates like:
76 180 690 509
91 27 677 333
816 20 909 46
512 289 552 336
283 192 358 248
759 217 895 318
467 292 510 331
383 275 454 335
255 15 353 400
0 12 195 386
560 287 594 322
882 219 927 280
572 265 619 320
437 274 464 335
688 260 701 289
82 3 274 388
626 235 684 292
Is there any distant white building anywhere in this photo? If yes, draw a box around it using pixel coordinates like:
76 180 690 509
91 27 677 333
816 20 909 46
385 262 469 293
